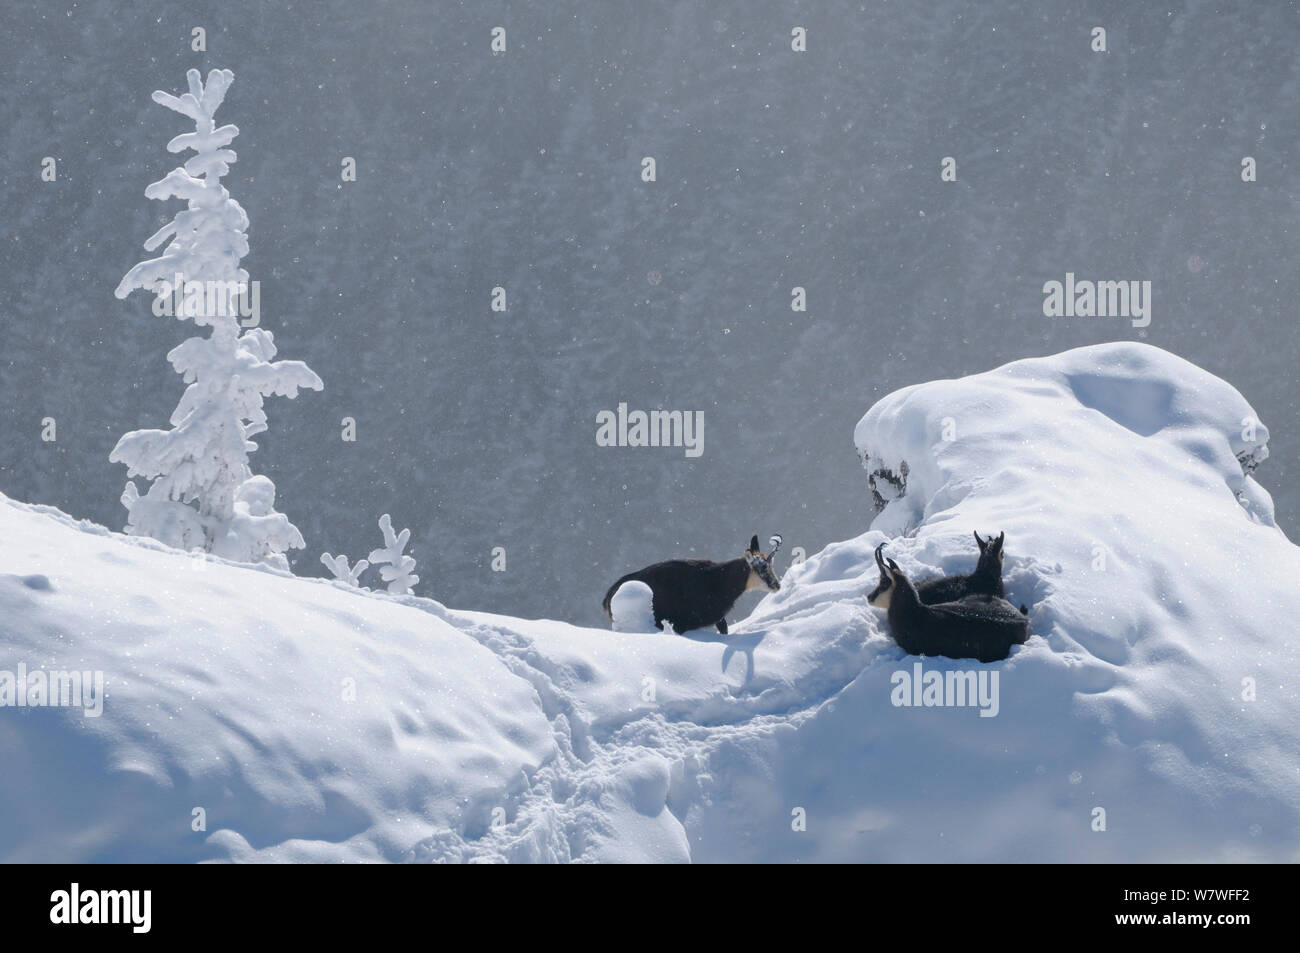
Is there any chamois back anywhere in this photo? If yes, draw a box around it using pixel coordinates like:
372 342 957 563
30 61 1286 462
915 531 1007 605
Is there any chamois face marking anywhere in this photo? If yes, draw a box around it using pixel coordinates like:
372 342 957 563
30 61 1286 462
744 533 782 591
868 543 893 609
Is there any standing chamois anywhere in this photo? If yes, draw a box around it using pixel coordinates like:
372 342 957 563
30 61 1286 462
603 534 782 635
868 544 1028 663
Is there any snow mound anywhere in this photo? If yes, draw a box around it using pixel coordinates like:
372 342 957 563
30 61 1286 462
609 580 656 633
2 343 1297 862
0 493 879 862
791 341 1297 860
0 498 553 862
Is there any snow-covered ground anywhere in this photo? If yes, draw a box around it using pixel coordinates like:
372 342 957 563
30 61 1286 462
2 343 1296 862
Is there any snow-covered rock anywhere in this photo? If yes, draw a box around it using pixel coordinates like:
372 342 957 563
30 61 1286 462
1 343 1296 862
609 580 656 633
725 342 1300 860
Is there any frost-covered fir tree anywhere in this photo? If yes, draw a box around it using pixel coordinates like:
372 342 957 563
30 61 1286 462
368 514 419 595
111 68 322 571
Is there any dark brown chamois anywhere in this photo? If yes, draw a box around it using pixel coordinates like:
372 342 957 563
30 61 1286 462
868 544 1028 663
603 535 782 635
915 531 1006 604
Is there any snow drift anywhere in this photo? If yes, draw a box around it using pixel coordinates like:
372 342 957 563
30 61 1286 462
1 342 1296 862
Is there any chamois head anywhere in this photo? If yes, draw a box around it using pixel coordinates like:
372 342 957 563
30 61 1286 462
744 534 783 591
868 543 894 609
974 531 1005 574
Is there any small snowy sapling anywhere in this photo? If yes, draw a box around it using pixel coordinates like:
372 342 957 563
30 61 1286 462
368 514 419 595
320 552 370 587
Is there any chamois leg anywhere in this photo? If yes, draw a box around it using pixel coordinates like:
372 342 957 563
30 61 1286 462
716 618 729 635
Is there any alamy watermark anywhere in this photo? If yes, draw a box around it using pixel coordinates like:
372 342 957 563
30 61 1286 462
151 274 260 326
1042 272 1151 328
50 884 150 933
596 402 704 457
0 663 104 717
890 661 999 717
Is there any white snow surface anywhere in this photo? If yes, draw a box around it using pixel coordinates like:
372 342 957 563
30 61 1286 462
2 343 1297 862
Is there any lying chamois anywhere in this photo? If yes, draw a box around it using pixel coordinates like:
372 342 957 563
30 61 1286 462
603 534 782 635
916 531 1006 604
869 544 1028 663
